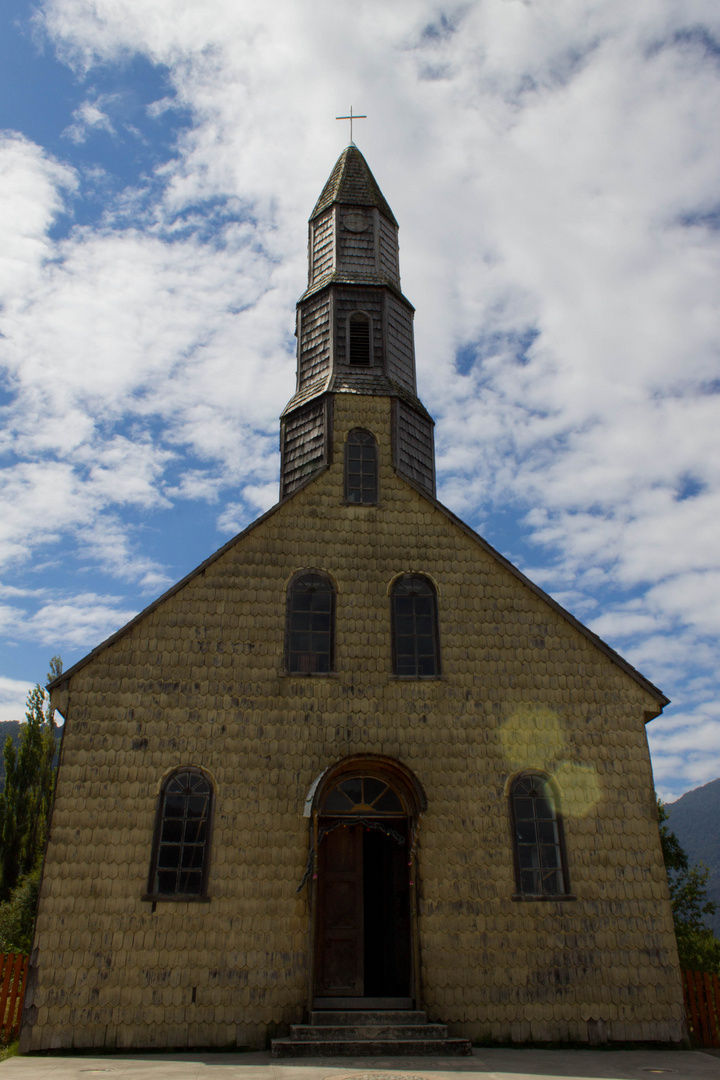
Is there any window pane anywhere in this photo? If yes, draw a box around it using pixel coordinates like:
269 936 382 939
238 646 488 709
322 776 403 816
418 655 437 676
287 574 334 673
512 776 566 897
182 846 205 869
158 844 181 869
374 789 403 812
392 576 439 677
164 795 185 817
543 870 563 895
540 845 560 868
345 430 377 504
185 819 207 844
363 778 387 804
520 870 540 893
340 778 362 803
161 819 183 843
537 820 558 843
178 871 202 895
152 772 211 897
323 788 353 812
515 820 537 844
518 846 540 870
535 797 555 819
157 871 177 895
513 798 535 820
187 795 207 818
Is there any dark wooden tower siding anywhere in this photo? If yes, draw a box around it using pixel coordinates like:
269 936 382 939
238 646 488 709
280 398 331 498
281 145 434 499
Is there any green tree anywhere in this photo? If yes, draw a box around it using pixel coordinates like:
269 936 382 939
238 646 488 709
0 868 41 953
0 657 62 902
658 798 720 973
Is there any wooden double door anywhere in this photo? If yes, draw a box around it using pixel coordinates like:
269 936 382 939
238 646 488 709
314 819 412 1002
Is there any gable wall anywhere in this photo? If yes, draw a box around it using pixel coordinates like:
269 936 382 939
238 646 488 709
24 393 683 1052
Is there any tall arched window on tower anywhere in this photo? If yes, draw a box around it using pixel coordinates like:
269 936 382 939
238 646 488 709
147 769 213 899
286 572 335 673
510 773 569 897
348 312 371 365
391 574 440 677
345 429 378 504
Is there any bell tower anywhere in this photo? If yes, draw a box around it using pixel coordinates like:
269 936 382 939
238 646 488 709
280 146 436 498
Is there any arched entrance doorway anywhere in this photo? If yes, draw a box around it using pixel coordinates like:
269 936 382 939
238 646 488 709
309 756 426 1009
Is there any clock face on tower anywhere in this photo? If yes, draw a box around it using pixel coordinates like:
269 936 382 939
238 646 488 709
343 212 369 233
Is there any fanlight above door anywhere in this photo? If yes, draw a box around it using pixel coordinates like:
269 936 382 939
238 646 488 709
321 776 404 816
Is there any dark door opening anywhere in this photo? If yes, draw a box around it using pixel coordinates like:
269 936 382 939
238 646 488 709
363 823 411 997
314 820 411 1001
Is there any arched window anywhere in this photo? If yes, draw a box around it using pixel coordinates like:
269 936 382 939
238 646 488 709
345 429 378 504
391 575 440 677
321 775 405 816
286 572 335 673
510 774 568 897
348 312 371 365
148 769 213 898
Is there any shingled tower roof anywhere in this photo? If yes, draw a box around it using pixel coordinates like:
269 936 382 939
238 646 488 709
310 144 398 225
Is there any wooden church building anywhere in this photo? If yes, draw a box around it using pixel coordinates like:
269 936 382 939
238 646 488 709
22 146 685 1053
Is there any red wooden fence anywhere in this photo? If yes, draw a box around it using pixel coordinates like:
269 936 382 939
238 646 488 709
0 953 28 1043
682 968 720 1047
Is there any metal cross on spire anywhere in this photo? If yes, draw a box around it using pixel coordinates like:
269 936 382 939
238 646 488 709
336 107 367 145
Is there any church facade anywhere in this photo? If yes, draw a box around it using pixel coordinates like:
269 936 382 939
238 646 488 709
21 147 685 1052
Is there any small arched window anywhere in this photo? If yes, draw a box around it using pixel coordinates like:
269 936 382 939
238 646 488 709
391 575 440 677
348 312 371 365
321 775 405 816
286 572 335 674
510 774 568 897
345 429 378 504
148 769 213 898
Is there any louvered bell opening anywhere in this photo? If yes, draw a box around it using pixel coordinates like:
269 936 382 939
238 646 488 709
349 315 371 365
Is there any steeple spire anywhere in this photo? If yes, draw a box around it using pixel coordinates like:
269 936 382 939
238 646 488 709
279 148 435 500
311 144 397 225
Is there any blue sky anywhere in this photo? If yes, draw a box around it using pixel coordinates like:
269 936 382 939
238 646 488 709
1 0 720 801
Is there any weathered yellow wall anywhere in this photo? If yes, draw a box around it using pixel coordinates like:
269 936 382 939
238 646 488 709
23 394 684 1051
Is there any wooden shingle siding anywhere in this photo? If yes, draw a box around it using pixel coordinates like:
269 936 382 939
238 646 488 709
299 295 331 386
338 211 375 275
379 216 400 285
281 399 327 496
386 294 416 393
311 211 334 284
395 399 435 496
28 393 683 1053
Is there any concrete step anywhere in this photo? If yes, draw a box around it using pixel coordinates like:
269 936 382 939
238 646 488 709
289 1024 449 1041
309 1010 427 1026
270 1037 472 1058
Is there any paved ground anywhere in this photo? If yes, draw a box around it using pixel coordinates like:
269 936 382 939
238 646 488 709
0 1048 718 1080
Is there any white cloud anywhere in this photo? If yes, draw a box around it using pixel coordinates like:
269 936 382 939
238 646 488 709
19 593 138 649
63 97 116 143
0 676 35 725
0 0 715 794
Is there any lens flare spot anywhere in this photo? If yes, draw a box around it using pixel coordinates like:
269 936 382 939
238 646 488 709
555 762 602 818
499 705 567 770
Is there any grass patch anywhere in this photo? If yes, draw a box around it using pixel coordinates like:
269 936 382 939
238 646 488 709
0 1041 19 1061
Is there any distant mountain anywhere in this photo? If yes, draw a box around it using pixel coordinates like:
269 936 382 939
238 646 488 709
666 778 720 938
